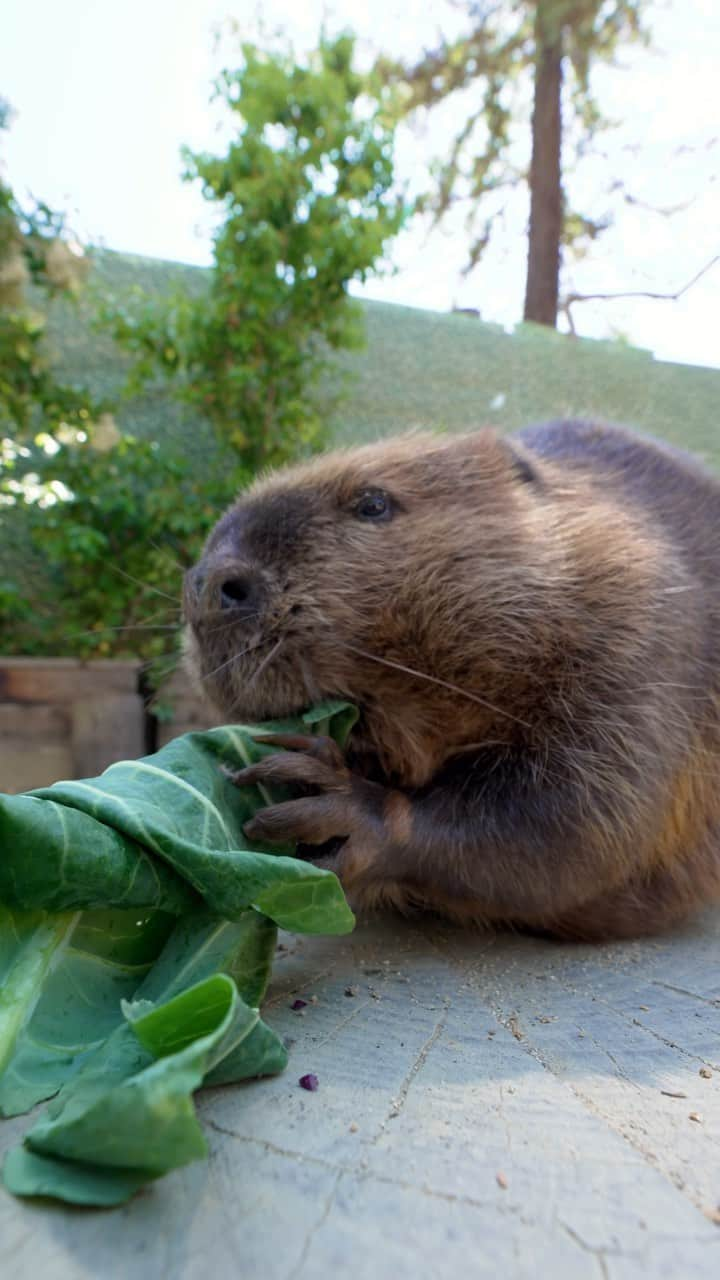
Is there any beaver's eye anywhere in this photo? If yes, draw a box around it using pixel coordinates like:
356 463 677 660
353 490 394 522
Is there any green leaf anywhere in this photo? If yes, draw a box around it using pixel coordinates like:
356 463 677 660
0 907 78 1081
2 1148 151 1208
3 974 264 1205
0 704 356 1204
0 704 357 933
0 907 175 1117
0 899 288 1121
0 796 195 915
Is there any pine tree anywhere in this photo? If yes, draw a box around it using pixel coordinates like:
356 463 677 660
375 1 646 328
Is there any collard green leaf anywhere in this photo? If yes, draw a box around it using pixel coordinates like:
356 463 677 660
0 907 78 1082
2 923 289 1204
0 796 194 915
203 1012 288 1085
1 908 280 1118
1 702 356 934
0 908 175 1117
3 974 261 1205
0 701 356 1204
2 1147 151 1208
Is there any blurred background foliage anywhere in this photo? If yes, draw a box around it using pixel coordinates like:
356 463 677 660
0 33 405 669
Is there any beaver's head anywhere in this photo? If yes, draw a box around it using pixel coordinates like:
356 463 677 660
183 430 553 783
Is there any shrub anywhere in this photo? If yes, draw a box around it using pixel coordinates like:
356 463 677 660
103 31 406 469
0 431 244 664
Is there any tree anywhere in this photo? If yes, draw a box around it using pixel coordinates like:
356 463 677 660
0 100 236 664
0 98 99 444
105 32 406 469
374 0 646 328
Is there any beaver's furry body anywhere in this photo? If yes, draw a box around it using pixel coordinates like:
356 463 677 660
184 420 720 940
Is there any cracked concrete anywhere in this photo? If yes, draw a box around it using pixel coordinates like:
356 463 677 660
2 909 720 1278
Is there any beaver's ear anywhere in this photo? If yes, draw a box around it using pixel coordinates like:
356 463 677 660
499 438 541 487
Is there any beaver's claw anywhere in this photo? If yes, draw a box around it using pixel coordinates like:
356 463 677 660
226 733 387 878
225 733 350 801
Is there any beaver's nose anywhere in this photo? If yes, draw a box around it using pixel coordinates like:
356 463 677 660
184 560 265 620
219 572 263 615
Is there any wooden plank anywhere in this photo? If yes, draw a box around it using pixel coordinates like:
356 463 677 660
0 743 73 793
0 704 71 792
0 703 67 741
0 659 140 704
0 658 139 673
0 668 146 788
71 693 146 778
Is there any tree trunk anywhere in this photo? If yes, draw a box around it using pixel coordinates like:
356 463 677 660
523 4 564 328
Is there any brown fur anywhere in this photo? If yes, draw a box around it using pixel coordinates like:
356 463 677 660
184 420 720 940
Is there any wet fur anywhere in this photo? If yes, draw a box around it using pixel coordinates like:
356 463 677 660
184 421 720 940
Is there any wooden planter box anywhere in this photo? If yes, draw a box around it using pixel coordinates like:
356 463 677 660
0 658 146 793
152 667 222 749
0 658 222 793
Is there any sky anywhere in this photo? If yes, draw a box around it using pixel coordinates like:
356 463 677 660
1 0 719 369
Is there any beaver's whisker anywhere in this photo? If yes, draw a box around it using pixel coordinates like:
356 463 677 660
244 637 284 691
339 642 532 729
202 610 261 638
68 624 182 641
219 637 285 721
199 637 271 685
134 603 183 619
148 539 188 573
107 564 181 605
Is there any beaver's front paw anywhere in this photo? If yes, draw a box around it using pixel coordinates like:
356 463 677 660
226 733 388 882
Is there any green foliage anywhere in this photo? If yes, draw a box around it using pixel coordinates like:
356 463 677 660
0 432 243 660
103 32 406 469
3 970 277 1205
0 101 95 439
0 704 356 1204
0 103 243 663
374 0 647 280
1 38 405 663
0 217 98 440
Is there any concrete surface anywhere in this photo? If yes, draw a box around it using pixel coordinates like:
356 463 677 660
2 910 720 1279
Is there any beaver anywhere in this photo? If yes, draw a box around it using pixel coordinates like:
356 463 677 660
183 419 720 941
